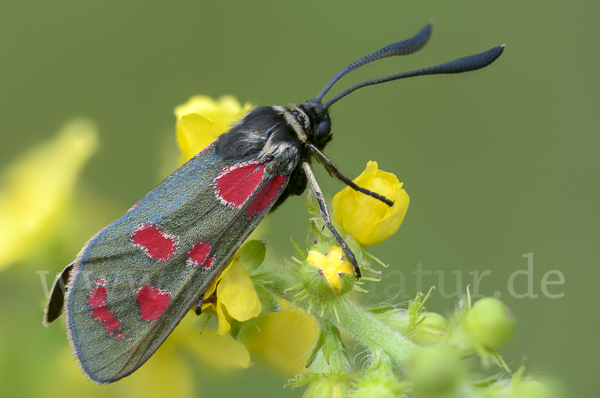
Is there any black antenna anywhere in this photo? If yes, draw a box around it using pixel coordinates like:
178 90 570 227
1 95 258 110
324 45 505 109
313 22 434 104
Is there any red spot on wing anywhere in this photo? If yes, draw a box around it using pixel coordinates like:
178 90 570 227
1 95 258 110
88 286 107 308
131 224 177 261
203 257 214 269
88 278 122 335
214 161 265 208
246 175 287 217
135 285 171 321
187 241 213 268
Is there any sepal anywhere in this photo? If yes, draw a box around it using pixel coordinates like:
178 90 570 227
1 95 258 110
253 285 281 313
374 288 448 346
238 240 267 273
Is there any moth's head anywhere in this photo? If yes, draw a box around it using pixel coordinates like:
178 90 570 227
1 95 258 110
302 99 332 149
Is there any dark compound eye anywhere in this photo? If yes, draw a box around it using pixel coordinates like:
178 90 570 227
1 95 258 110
317 120 330 137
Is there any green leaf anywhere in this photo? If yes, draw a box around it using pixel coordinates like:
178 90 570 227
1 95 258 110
472 378 499 388
238 240 267 272
306 328 327 368
366 306 396 315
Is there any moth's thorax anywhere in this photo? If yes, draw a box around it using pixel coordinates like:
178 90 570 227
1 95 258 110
214 103 332 170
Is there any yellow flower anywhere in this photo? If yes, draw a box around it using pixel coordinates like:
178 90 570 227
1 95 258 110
0 120 97 269
245 298 318 375
332 161 409 246
175 95 254 162
201 255 263 336
305 246 354 295
174 95 261 336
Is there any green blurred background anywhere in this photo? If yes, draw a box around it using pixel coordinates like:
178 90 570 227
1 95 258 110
0 1 597 397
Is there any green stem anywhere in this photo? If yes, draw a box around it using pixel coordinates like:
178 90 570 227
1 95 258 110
336 300 419 370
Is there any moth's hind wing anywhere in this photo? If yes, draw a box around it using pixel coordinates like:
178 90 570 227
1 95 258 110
43 262 74 326
194 293 205 316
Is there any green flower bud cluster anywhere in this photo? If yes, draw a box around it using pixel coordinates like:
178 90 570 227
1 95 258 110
259 189 559 398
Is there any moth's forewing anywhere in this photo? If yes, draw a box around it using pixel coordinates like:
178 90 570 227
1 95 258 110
63 143 296 383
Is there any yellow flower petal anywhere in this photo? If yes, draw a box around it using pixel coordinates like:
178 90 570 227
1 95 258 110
218 260 262 322
123 342 194 398
175 95 254 163
306 246 353 294
182 329 252 371
176 113 222 161
333 161 409 246
200 256 262 336
0 120 97 269
216 301 232 336
245 299 318 375
148 310 250 378
201 259 234 304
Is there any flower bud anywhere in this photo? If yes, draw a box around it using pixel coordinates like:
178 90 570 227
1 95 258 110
411 312 448 346
353 384 396 398
411 347 466 396
333 161 409 246
375 288 448 346
303 377 349 398
465 297 515 348
513 380 553 398
353 372 403 398
301 244 355 298
377 309 447 346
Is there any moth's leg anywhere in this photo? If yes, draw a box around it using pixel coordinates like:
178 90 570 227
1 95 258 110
307 143 394 206
301 160 361 278
195 293 205 316
43 262 74 326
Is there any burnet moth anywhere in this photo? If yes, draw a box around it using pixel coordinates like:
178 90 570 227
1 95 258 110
43 23 504 384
